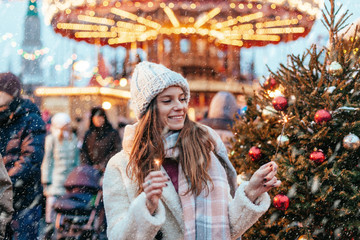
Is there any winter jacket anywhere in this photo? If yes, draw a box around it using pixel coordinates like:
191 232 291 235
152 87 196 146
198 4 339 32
103 123 271 240
200 91 239 151
41 133 80 196
0 155 13 240
0 98 46 212
81 127 121 173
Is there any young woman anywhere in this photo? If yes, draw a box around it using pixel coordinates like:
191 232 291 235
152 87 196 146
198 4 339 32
81 107 121 173
103 61 281 240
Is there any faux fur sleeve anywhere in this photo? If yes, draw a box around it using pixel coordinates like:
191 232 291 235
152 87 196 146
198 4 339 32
103 152 166 240
229 181 271 239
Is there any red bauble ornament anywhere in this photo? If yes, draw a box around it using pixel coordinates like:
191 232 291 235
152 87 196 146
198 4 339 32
249 146 261 161
263 77 277 90
314 109 332 124
273 194 289 210
272 96 288 111
310 151 325 164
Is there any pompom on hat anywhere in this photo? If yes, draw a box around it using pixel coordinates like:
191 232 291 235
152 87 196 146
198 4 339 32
51 112 71 129
0 72 22 97
130 61 190 119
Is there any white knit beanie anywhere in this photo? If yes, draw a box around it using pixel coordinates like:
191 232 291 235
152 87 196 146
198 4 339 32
130 61 190 119
51 112 71 129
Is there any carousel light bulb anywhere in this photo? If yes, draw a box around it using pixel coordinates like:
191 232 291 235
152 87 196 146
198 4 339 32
73 60 89 72
102 101 112 110
119 78 127 87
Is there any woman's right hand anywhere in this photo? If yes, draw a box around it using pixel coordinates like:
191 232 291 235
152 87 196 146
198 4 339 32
143 171 169 215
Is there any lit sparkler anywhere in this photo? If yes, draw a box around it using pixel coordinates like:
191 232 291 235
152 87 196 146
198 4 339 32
154 158 161 171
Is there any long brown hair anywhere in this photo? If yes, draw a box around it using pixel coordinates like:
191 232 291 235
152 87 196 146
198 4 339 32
127 99 215 196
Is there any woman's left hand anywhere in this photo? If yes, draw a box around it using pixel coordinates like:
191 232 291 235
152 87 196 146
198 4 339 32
244 161 281 203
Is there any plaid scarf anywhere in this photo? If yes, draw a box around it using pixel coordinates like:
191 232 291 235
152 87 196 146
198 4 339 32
164 131 231 240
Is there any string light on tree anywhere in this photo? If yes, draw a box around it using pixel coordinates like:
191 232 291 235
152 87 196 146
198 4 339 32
297 235 314 240
263 77 277 90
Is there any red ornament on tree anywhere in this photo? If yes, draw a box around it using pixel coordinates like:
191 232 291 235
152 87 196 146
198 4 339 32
273 194 289 210
310 151 325 164
272 96 288 111
249 146 261 161
314 109 332 124
263 77 277 90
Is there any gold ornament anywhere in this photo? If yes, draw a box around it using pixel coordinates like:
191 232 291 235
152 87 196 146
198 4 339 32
327 61 343 76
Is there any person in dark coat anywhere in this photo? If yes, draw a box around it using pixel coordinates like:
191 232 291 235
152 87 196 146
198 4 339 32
199 91 239 151
0 72 46 239
81 107 121 173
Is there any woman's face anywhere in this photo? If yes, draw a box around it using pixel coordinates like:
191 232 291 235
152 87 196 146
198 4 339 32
156 86 188 131
92 115 105 127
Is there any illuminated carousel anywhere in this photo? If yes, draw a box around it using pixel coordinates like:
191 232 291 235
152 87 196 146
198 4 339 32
40 0 323 119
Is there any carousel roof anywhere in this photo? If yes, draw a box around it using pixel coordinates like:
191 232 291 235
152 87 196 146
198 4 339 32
43 0 323 48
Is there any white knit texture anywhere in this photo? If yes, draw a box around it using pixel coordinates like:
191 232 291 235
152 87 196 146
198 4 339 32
130 61 190 119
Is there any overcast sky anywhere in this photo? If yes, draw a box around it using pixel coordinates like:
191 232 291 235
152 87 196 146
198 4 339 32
0 0 359 86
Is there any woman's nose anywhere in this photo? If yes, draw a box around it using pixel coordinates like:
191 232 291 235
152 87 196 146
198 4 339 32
173 100 183 110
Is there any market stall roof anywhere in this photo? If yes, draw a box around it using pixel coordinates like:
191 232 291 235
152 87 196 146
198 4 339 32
43 0 323 48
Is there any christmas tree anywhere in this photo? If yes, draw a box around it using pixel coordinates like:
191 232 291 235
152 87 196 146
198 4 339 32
230 0 360 239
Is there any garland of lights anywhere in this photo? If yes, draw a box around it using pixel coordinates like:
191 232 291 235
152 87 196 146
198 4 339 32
17 48 50 60
1 32 50 60
1 32 81 72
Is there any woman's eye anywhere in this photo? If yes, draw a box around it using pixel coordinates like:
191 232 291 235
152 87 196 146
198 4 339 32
180 98 186 102
162 100 171 103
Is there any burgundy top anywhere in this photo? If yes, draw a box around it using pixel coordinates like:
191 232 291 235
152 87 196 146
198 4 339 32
162 158 179 193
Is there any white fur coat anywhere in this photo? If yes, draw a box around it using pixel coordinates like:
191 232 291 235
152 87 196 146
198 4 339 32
103 124 271 240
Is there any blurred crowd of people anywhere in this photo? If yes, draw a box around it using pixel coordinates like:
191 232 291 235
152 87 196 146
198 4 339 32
0 70 245 240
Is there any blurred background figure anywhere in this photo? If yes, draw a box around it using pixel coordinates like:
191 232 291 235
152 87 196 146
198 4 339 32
41 112 80 239
0 72 46 240
81 107 121 173
199 91 239 151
